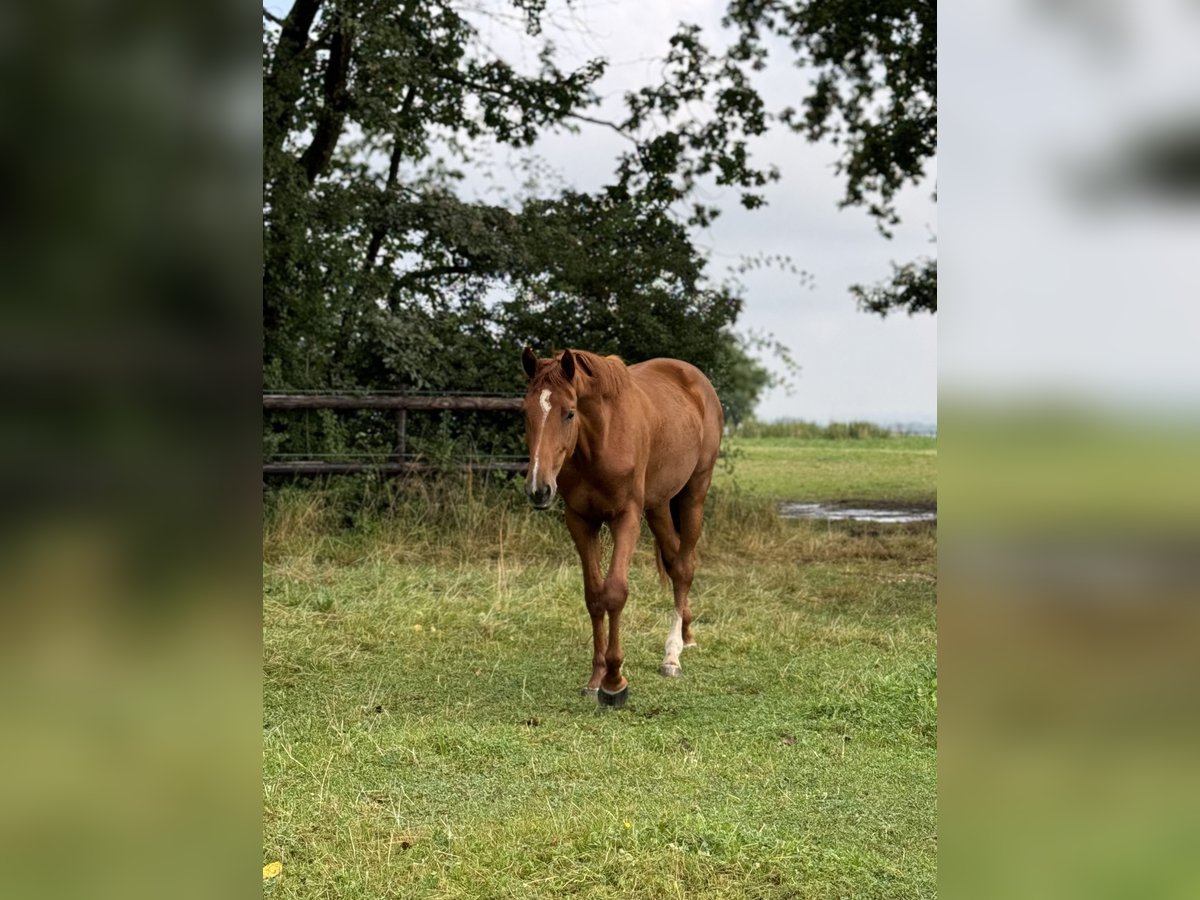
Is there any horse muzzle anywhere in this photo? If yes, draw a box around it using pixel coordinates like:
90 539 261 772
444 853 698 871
526 483 554 509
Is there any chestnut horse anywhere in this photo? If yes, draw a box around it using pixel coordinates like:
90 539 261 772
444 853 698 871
520 347 723 707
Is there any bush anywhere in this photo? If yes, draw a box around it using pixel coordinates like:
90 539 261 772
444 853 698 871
733 418 892 439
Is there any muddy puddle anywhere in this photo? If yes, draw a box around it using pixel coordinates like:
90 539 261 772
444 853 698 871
778 502 937 524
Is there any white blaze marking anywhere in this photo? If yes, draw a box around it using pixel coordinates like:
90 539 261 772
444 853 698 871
663 611 684 668
532 389 552 489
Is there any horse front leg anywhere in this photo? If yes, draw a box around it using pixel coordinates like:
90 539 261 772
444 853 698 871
597 506 641 708
565 509 606 695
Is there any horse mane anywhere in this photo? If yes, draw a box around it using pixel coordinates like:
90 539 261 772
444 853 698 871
535 349 629 399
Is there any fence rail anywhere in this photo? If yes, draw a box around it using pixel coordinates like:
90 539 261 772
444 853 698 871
263 392 526 477
263 461 526 476
263 393 523 411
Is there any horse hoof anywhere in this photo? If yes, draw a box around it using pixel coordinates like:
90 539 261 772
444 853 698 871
581 686 599 698
659 663 682 677
597 685 629 708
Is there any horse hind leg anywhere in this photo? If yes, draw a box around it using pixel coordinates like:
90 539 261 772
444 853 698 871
674 472 713 651
648 490 704 677
645 504 683 676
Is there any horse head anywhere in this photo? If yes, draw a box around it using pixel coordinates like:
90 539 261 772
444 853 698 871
520 347 584 509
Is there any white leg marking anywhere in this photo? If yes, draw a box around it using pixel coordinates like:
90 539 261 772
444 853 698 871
663 611 684 669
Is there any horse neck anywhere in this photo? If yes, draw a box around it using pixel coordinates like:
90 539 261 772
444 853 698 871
573 393 613 464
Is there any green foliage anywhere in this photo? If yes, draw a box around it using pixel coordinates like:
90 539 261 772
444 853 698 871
735 419 894 439
724 0 936 234
710 333 774 429
263 1 772 458
851 257 937 317
723 1 937 311
618 23 780 225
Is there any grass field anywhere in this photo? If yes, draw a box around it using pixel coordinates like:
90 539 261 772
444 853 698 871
263 436 937 898
717 435 937 507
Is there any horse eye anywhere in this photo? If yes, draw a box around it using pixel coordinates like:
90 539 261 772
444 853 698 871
565 410 575 421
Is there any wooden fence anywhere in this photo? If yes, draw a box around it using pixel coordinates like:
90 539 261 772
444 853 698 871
263 393 526 476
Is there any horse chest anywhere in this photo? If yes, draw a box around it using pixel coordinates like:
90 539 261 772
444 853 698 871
559 459 641 520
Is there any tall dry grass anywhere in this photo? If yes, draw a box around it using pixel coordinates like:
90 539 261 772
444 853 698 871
264 474 935 573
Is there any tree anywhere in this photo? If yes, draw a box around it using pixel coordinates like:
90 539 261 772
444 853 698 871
722 0 937 314
711 332 774 429
850 258 936 317
262 1 936 459
262 1 772 457
614 1 937 315
263 0 608 393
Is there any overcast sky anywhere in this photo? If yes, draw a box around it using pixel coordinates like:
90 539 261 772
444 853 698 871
459 1 938 425
940 0 1200 411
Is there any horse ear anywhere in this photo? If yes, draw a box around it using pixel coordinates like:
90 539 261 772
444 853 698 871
560 348 576 381
522 346 538 381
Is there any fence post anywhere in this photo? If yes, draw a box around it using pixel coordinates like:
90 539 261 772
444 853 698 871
395 407 407 462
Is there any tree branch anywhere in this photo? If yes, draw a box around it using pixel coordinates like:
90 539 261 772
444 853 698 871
364 84 420 269
386 264 475 312
396 264 474 287
264 0 324 164
263 7 284 26
443 71 627 142
300 14 353 184
566 112 638 144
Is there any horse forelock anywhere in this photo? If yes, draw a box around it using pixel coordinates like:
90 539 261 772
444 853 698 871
531 349 628 400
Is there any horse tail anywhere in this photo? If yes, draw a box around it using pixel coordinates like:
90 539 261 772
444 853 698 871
654 493 684 586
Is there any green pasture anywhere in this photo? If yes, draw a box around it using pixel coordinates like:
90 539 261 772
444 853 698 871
718 435 937 507
263 436 937 898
